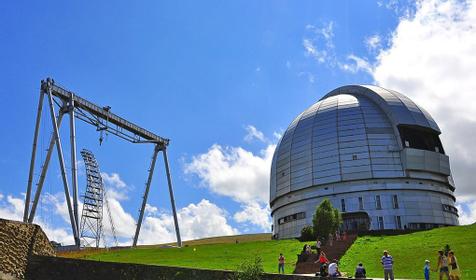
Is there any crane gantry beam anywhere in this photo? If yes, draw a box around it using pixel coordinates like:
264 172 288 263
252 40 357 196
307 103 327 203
23 78 182 248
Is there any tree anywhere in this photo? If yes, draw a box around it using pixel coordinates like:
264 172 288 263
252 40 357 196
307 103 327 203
312 199 342 240
300 225 315 241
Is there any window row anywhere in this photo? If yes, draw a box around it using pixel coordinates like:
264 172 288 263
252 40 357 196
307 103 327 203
278 212 306 225
340 195 400 212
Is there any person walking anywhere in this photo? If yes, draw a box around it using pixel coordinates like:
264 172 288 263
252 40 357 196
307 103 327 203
448 251 461 280
435 250 450 280
278 253 285 274
381 250 394 280
424 260 431 280
328 232 333 247
316 239 322 255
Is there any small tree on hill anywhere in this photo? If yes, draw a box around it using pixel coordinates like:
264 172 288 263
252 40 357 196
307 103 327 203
300 225 315 241
312 199 342 240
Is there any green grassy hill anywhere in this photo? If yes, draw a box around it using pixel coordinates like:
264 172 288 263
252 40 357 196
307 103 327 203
340 223 475 279
76 238 305 274
65 224 475 278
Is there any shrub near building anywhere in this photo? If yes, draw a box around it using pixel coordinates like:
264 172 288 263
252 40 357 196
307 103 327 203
300 199 342 241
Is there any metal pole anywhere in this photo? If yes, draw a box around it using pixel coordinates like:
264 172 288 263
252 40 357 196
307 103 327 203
162 148 182 247
28 112 64 223
46 83 80 246
132 145 160 247
69 92 80 235
24 89 45 222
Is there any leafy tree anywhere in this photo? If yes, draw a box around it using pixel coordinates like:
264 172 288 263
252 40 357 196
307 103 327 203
300 225 315 241
312 199 342 240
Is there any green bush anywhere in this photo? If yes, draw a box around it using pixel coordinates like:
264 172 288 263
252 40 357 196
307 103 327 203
230 256 264 280
312 199 342 240
300 225 315 241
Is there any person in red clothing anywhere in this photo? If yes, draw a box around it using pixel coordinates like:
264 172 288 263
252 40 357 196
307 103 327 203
278 253 285 274
314 251 329 276
315 251 329 265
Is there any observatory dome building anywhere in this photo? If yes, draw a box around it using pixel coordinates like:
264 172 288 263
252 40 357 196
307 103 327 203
270 85 458 239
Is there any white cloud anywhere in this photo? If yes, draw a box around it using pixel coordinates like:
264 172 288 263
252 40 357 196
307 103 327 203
0 192 74 244
244 125 267 143
145 203 158 216
339 54 373 74
185 127 277 231
365 34 382 51
370 0 476 205
138 199 239 245
233 202 272 232
303 22 335 65
101 172 127 189
185 143 275 205
0 194 23 221
456 199 476 225
377 0 416 16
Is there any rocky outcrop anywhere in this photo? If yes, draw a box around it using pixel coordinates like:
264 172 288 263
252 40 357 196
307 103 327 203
0 219 55 280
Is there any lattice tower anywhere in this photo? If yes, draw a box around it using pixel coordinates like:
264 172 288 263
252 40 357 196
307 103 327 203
79 149 104 247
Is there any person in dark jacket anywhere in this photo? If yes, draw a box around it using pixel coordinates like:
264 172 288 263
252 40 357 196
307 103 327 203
355 262 366 278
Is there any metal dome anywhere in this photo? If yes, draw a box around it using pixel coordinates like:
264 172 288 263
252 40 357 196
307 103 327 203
270 85 450 203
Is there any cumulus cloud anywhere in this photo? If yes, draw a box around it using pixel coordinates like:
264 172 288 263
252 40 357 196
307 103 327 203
371 0 476 203
456 198 476 225
137 199 239 245
233 202 272 232
338 0 476 223
0 192 74 244
1 171 239 246
185 127 276 231
101 172 127 189
185 143 275 204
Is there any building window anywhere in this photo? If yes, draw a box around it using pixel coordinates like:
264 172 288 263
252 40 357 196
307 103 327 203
278 212 306 225
442 204 459 216
376 195 382 210
395 216 402 229
341 199 346 212
358 197 364 210
392 195 399 209
378 216 384 230
398 125 445 154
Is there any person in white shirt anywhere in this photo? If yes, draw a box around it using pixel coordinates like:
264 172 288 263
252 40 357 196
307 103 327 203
328 259 342 277
316 239 322 255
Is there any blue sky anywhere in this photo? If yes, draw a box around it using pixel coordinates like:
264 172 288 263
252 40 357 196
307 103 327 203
1 0 475 245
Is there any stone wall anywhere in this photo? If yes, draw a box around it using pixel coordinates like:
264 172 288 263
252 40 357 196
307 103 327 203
26 256 323 280
0 219 55 280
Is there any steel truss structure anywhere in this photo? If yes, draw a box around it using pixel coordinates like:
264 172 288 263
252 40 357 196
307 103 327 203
23 78 182 247
79 149 104 248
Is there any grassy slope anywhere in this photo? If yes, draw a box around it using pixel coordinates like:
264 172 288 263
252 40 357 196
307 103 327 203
339 224 475 279
80 238 306 274
67 225 475 278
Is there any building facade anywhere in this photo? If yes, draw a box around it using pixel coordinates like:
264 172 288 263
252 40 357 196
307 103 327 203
270 85 459 239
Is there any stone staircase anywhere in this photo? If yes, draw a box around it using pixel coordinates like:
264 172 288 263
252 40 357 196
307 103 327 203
293 234 357 274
